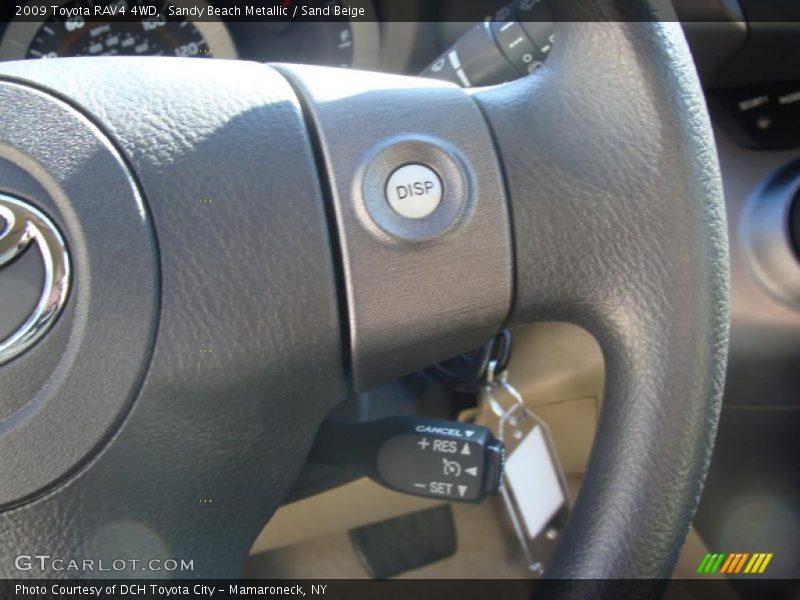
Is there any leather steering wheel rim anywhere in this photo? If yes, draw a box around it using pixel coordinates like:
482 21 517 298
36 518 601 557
474 5 730 580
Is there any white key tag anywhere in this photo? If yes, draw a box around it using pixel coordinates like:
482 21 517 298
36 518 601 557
477 366 570 574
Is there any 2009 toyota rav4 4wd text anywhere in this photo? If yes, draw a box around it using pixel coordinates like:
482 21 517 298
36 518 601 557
0 1 798 599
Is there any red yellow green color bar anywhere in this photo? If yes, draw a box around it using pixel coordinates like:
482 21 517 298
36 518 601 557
697 552 774 574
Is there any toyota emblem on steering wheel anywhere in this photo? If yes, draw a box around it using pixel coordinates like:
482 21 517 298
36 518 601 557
0 194 70 365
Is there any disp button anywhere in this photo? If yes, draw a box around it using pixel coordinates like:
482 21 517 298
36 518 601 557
385 163 443 219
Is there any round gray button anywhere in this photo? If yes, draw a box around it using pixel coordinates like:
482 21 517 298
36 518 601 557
385 163 443 219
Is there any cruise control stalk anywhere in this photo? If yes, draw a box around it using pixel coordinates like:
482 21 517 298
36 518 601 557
308 416 504 503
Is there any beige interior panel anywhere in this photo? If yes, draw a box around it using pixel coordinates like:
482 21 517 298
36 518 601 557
506 322 605 410
503 322 604 476
251 478 442 554
252 475 731 586
533 397 599 476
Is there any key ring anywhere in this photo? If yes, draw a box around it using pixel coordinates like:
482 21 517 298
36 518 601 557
484 366 527 419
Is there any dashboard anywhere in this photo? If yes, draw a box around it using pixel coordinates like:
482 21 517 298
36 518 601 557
1 0 797 99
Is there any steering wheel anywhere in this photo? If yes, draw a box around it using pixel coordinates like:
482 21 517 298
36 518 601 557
0 0 728 584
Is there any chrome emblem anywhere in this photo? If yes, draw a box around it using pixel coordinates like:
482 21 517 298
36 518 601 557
0 194 70 364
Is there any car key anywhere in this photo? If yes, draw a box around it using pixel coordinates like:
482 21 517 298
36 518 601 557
308 416 504 503
474 334 570 574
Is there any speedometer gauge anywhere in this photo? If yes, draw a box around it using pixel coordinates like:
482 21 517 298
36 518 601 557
229 21 361 68
223 1 379 70
0 0 237 61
